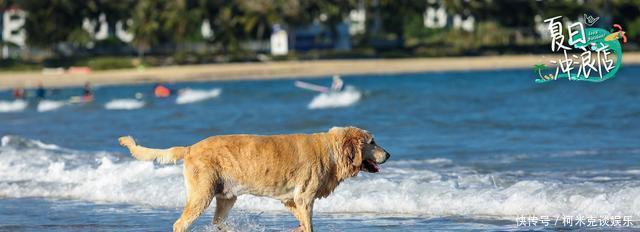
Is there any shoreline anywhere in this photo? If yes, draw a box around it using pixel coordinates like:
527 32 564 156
2 53 640 90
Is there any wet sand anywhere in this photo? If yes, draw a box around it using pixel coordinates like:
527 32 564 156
2 53 639 90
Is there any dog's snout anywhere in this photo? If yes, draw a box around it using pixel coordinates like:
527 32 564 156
385 152 391 160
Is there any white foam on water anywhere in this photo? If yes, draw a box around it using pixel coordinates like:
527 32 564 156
308 86 361 109
37 100 65 112
176 88 221 105
392 158 453 165
105 99 146 110
1 136 639 219
0 100 28 112
0 135 184 206
1 135 61 150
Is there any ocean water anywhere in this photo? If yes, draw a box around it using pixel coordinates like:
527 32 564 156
1 66 640 231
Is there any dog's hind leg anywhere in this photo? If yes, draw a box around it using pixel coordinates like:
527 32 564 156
173 166 214 232
212 196 237 225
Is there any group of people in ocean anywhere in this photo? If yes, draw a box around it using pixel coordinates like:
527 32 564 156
12 82 94 102
9 81 181 102
10 75 346 101
3 75 355 111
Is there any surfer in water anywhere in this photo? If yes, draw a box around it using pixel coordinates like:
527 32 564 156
82 82 93 102
12 87 25 100
68 82 94 104
331 75 344 92
36 83 46 100
154 83 174 98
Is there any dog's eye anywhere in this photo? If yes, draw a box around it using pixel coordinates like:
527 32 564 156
370 140 376 145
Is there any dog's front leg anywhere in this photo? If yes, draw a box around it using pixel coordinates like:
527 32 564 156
293 197 315 232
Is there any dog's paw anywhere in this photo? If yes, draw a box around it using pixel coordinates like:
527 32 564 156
118 136 135 148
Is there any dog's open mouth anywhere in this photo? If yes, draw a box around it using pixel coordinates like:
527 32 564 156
361 159 380 173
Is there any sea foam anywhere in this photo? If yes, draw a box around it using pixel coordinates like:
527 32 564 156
308 86 361 109
175 88 221 105
37 100 65 112
105 99 145 110
0 100 28 112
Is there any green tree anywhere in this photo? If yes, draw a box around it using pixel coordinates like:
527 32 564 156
130 0 162 60
295 0 357 47
236 0 281 41
20 0 85 53
377 0 426 47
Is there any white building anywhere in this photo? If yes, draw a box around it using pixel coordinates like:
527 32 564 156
423 0 475 32
270 24 288 56
1 8 26 58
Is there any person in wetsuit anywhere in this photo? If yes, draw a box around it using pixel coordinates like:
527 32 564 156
82 82 93 102
36 83 46 100
12 87 25 100
331 75 344 92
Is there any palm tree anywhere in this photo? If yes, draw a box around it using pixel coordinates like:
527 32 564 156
237 0 281 42
130 0 161 60
19 0 85 54
161 0 204 53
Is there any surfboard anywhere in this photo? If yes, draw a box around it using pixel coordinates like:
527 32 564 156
295 81 329 93
68 96 93 104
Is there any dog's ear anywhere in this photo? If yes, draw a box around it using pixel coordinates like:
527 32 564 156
335 127 370 177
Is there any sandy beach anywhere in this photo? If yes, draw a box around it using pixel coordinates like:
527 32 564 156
2 53 639 90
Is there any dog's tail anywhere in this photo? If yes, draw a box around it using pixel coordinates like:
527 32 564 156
118 136 188 164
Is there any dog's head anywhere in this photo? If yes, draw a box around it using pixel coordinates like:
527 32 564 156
329 127 390 177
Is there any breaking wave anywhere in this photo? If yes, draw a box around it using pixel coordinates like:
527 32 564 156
308 86 361 109
37 100 65 112
1 136 639 219
175 88 221 105
105 99 146 110
0 100 28 112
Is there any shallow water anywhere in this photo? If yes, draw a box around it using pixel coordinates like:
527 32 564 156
1 66 640 231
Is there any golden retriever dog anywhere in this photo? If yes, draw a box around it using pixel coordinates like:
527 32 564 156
118 126 390 232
